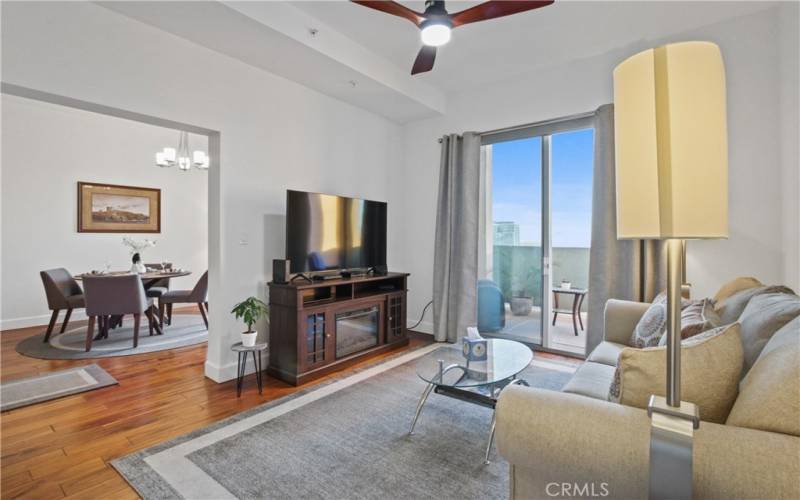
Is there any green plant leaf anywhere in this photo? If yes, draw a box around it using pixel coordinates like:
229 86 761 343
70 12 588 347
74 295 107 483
231 296 269 331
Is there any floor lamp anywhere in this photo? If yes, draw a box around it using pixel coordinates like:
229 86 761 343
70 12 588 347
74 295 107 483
613 41 729 499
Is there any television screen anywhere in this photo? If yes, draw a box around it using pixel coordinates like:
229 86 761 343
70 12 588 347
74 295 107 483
286 190 387 274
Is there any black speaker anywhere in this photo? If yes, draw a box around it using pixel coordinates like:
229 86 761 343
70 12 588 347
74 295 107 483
372 264 388 276
273 259 290 284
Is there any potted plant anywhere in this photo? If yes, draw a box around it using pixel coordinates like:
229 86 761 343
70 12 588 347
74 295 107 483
510 269 535 316
231 296 269 347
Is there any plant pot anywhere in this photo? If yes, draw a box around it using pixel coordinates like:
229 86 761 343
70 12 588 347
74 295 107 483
510 297 533 316
241 331 257 347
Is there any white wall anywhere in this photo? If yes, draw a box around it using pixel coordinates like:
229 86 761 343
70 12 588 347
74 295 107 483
395 5 800 328
1 95 208 329
779 2 800 292
0 1 403 381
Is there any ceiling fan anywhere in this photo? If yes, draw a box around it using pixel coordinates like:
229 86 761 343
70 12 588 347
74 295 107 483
351 0 555 75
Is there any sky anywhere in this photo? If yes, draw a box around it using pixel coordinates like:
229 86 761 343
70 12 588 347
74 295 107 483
491 128 594 248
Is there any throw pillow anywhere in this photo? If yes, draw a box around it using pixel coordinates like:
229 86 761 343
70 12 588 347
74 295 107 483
610 323 743 424
657 298 721 346
715 285 796 325
737 292 800 372
713 277 763 304
727 317 800 437
630 292 692 348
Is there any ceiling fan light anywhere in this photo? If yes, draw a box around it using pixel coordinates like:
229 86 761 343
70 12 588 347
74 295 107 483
420 23 451 47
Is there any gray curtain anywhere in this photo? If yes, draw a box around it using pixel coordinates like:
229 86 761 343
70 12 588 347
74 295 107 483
433 133 482 343
587 104 665 353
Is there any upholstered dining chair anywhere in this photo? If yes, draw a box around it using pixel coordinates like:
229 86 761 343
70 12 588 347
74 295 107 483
40 268 85 343
159 271 209 329
144 262 171 303
82 275 161 352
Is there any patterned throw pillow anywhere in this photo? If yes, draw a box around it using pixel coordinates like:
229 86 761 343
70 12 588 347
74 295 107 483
610 323 743 424
630 292 692 348
657 298 721 346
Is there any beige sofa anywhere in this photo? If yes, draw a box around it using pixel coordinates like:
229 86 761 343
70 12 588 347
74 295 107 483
496 288 800 500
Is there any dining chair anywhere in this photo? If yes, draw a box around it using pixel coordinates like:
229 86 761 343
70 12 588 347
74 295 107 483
144 263 171 294
159 271 209 329
82 275 161 352
40 268 85 343
144 262 172 307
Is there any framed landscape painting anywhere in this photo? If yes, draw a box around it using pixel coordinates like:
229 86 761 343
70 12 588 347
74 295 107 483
78 182 161 233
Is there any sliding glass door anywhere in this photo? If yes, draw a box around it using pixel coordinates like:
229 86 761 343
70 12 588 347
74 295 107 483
479 137 544 345
478 116 594 356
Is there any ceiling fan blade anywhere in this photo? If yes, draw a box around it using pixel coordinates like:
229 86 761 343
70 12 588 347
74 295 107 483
350 1 425 26
450 0 554 27
411 45 437 75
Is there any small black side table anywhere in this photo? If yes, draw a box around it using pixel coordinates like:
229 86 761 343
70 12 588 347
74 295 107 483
231 341 268 397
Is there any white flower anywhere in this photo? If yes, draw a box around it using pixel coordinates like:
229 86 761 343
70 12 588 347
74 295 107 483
122 236 157 255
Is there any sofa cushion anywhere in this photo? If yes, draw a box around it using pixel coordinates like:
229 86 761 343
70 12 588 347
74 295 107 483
562 361 616 400
657 298 721 345
587 341 627 367
737 292 800 372
631 293 692 348
715 285 795 324
713 276 763 304
610 323 742 424
726 317 800 436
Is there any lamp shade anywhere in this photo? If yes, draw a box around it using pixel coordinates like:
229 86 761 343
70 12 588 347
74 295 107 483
613 41 728 240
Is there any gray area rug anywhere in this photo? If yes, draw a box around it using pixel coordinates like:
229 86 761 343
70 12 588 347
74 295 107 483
113 344 575 500
1 363 117 412
16 314 208 360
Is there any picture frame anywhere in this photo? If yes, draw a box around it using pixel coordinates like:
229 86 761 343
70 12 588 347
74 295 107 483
77 181 161 233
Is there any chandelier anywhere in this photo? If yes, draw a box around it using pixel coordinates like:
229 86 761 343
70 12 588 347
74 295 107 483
155 131 209 170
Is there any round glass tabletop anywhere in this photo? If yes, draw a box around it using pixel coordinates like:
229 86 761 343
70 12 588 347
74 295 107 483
415 339 533 388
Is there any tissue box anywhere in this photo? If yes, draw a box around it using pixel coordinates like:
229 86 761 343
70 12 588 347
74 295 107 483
462 337 487 362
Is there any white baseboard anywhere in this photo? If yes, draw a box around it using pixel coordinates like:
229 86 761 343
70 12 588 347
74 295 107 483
204 357 261 383
408 318 433 335
1 310 90 331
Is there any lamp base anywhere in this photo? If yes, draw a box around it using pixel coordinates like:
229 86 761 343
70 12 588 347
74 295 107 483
647 395 699 428
648 396 697 500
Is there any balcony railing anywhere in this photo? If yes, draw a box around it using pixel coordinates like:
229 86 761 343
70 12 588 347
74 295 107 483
490 245 590 310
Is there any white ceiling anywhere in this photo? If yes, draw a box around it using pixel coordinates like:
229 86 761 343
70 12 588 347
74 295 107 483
293 1 776 92
100 1 778 122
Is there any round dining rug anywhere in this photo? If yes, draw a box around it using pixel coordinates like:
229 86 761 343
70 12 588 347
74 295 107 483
16 314 208 360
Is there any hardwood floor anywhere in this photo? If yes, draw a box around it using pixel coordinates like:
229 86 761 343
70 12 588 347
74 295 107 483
0 312 579 499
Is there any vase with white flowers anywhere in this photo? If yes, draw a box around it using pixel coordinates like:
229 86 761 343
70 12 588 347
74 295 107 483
123 237 156 274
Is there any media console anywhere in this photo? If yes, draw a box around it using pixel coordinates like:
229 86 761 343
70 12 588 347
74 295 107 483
267 272 409 385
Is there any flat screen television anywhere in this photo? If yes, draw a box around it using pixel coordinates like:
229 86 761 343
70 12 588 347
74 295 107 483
285 190 387 274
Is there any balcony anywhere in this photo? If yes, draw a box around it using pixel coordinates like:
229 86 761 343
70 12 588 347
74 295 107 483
481 244 589 356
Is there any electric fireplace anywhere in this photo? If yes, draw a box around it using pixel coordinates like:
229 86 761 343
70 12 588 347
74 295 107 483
335 306 380 358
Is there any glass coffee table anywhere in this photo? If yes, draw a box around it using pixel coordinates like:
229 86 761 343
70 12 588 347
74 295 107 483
410 338 533 464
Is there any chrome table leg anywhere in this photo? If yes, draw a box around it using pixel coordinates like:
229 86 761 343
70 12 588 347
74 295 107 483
409 382 434 435
484 410 497 465
483 378 529 465
409 363 465 436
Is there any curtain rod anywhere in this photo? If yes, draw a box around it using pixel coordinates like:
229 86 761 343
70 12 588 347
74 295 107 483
437 110 597 143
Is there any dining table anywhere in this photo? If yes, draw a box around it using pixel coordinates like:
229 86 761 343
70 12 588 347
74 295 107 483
75 269 192 284
74 269 192 331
